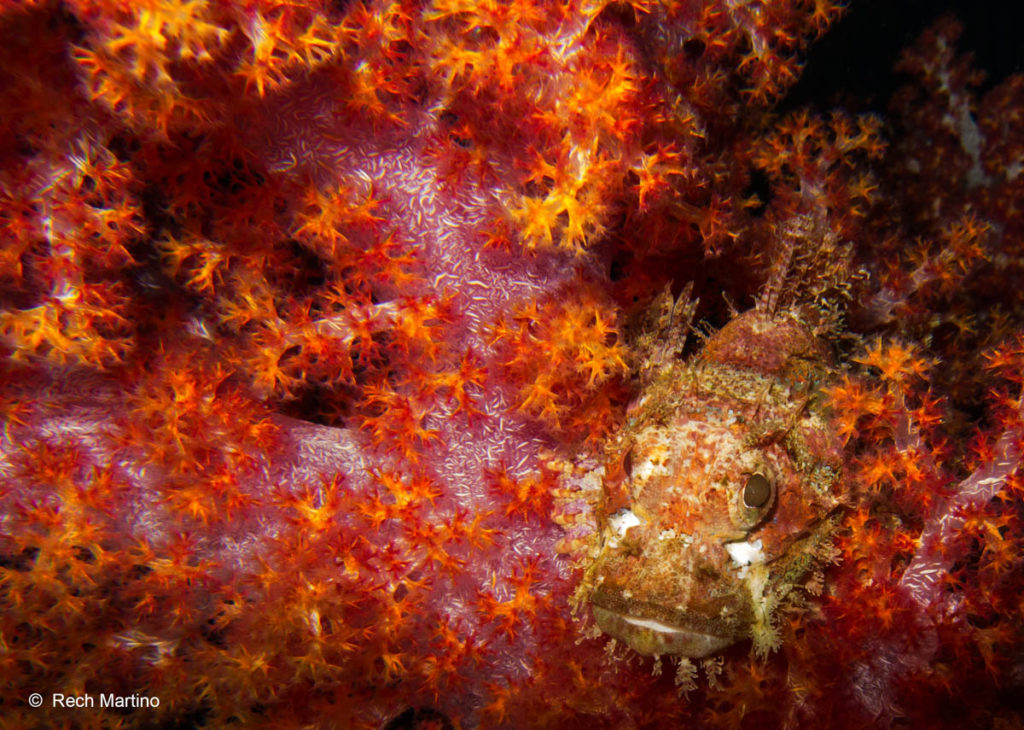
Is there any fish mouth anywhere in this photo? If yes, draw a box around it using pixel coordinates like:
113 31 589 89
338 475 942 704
591 604 735 658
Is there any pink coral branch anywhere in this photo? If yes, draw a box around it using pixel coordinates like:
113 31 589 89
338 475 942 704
900 396 1024 609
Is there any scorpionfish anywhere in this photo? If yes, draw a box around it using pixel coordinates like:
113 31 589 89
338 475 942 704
570 294 848 659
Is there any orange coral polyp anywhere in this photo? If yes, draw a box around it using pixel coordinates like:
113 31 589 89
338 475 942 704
2 1 1024 727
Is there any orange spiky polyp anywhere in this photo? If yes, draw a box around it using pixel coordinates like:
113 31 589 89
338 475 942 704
2 0 1024 728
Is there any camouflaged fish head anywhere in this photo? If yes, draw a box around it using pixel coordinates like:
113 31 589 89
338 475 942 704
577 303 847 658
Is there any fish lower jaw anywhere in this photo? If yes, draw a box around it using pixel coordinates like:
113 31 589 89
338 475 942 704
591 604 735 658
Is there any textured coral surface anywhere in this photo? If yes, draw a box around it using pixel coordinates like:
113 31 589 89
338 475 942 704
1 1 1022 728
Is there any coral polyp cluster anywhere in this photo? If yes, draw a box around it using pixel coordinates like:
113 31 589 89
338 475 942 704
1 0 1023 728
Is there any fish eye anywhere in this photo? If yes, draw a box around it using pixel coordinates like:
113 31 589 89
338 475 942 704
743 473 772 509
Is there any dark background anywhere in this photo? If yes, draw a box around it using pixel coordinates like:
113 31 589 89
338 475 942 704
783 0 1024 112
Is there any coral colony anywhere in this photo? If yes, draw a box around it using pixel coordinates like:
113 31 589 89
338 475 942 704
0 0 1022 728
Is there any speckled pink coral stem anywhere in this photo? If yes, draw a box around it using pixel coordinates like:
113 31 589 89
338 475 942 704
899 397 1024 609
